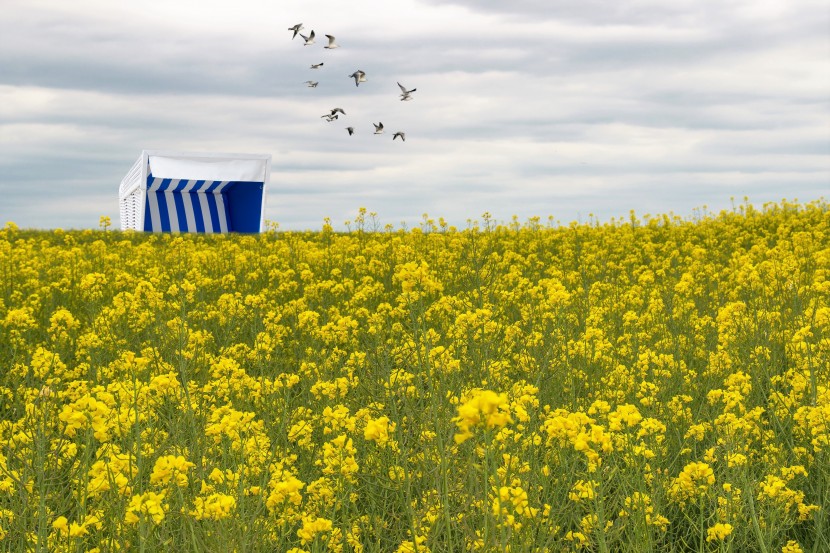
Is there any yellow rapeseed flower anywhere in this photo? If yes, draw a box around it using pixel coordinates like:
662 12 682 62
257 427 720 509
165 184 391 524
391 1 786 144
150 455 195 487
189 493 236 521
124 491 167 525
297 515 333 545
454 390 512 444
706 522 733 542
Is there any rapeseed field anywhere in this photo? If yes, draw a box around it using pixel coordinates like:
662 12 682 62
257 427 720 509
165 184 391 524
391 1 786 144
0 200 827 552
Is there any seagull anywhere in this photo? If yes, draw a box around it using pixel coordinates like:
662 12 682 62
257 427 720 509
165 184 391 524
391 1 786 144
304 80 319 87
288 23 303 39
346 127 354 135
373 122 384 134
398 82 416 101
321 113 339 122
330 108 346 116
393 132 406 141
310 62 324 69
300 30 315 45
348 70 366 87
324 35 339 49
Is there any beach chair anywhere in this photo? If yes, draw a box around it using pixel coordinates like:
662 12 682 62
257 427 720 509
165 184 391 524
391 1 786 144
119 150 271 233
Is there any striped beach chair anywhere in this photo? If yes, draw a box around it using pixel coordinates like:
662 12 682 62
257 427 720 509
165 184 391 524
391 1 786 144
119 150 271 233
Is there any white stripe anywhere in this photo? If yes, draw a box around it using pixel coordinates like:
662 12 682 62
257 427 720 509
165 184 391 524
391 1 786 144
211 181 231 233
198 193 214 233
215 193 229 232
149 175 168 193
147 187 161 231
180 180 198 232
165 182 180 232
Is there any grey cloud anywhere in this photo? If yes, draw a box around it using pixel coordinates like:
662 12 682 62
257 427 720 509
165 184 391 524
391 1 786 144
422 0 829 30
1 0 827 231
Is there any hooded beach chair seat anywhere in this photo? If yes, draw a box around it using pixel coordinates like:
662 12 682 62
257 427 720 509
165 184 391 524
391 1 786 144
119 150 271 233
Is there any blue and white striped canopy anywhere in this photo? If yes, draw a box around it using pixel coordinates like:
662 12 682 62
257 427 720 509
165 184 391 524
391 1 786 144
143 174 233 233
120 151 270 233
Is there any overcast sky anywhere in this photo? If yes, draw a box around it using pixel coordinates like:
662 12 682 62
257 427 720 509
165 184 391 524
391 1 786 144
1 0 828 230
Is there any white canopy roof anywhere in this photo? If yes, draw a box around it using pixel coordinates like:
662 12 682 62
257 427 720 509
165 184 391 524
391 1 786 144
146 151 270 183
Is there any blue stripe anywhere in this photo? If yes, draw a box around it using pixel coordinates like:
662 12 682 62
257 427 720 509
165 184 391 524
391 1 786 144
173 179 189 192
205 180 223 193
144 195 153 231
190 180 207 232
192 193 206 232
206 193 221 232
158 178 173 192
173 193 188 232
156 192 171 231
221 193 232 232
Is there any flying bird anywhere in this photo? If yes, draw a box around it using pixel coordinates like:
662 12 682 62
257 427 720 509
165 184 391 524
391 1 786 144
346 127 354 135
348 70 367 87
310 62 324 69
329 108 346 116
393 132 406 142
398 82 416 101
324 35 339 49
304 80 319 87
300 30 315 45
321 114 339 122
288 23 303 39
373 122 384 134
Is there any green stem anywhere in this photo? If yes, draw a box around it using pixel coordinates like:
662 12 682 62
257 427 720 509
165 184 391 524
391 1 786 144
482 429 493 549
812 452 828 553
745 481 769 553
698 494 706 553
594 474 609 553
35 420 48 553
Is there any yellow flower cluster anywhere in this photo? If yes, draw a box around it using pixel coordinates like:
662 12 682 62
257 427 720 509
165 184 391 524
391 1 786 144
52 512 102 538
297 515 333 545
668 461 716 504
150 454 195 487
363 415 396 448
319 434 360 482
491 483 538 531
757 468 820 521
124 491 167 525
453 389 513 444
0 200 827 550
189 492 236 520
706 522 734 542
